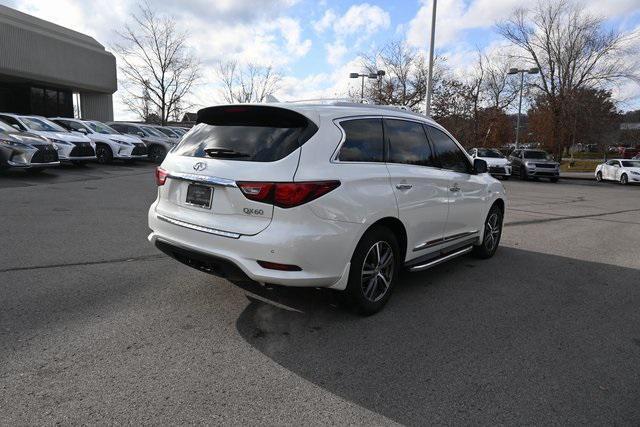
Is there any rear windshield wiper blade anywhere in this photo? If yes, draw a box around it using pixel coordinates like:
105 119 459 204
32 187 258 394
204 148 250 158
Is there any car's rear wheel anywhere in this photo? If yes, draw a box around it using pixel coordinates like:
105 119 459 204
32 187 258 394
96 144 113 164
473 204 503 259
620 174 628 185
345 226 399 315
149 145 167 164
596 171 602 182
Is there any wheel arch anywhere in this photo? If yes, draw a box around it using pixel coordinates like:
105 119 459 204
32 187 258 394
363 217 408 263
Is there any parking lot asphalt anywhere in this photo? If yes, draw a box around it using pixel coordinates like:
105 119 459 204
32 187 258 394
1 164 639 425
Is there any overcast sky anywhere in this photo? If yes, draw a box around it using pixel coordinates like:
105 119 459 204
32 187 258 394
4 0 640 119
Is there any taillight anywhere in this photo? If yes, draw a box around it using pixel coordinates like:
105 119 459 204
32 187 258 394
155 167 168 186
237 181 340 208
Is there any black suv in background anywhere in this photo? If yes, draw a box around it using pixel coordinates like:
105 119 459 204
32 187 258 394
508 149 560 182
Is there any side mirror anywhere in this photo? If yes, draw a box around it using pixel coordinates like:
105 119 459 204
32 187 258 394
11 124 21 131
73 128 87 135
474 158 488 174
136 131 145 137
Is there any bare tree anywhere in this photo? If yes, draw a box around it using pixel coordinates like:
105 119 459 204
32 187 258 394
360 41 448 112
113 1 201 125
482 53 519 110
216 61 281 103
497 0 639 154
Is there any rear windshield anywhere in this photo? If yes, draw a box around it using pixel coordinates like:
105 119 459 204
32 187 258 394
173 106 317 162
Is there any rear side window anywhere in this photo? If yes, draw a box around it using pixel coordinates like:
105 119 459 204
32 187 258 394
337 118 384 162
385 119 435 166
427 126 471 174
173 106 317 162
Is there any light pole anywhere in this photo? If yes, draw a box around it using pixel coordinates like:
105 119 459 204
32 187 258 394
425 0 437 117
507 67 539 150
350 70 385 103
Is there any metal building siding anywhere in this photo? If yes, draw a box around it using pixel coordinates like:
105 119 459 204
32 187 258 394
0 7 117 94
80 93 114 121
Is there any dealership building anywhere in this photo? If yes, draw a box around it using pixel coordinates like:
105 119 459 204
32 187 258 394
0 5 117 121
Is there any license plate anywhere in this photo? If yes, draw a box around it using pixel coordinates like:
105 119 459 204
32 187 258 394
186 184 213 209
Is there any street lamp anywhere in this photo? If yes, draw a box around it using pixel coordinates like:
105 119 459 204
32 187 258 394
350 70 385 103
507 66 539 150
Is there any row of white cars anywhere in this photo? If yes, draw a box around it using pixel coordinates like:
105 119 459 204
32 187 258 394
0 113 189 172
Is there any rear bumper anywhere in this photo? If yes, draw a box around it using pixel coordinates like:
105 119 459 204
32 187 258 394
148 201 359 289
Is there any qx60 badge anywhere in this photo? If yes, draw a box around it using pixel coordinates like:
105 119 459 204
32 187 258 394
193 162 207 171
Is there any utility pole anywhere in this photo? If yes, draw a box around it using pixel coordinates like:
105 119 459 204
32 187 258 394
425 0 437 116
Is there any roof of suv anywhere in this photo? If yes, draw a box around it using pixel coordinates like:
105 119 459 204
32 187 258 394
199 102 438 126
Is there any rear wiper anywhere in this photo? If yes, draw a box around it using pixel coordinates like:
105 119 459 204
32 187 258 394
204 148 250 158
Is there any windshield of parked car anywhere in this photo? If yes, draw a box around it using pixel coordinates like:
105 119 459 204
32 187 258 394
157 127 178 137
86 121 120 135
621 160 640 168
523 150 551 160
21 117 67 132
141 125 166 138
476 148 504 158
0 120 19 134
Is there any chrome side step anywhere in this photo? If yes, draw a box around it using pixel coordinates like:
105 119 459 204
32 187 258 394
407 246 473 272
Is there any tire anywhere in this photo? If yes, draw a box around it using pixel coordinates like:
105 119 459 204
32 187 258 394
345 226 400 315
472 204 503 259
596 171 602 182
550 177 559 183
95 144 113 164
620 174 628 185
519 167 528 180
149 145 167 164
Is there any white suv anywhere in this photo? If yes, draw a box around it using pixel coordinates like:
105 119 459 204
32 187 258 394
148 103 506 314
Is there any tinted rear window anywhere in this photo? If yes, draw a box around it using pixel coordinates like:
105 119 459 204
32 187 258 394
173 106 317 162
338 118 384 162
386 119 434 166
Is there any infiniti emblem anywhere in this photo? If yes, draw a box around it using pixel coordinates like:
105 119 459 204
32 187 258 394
193 162 207 172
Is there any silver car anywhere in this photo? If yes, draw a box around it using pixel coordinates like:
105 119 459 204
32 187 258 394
508 149 560 182
107 122 176 164
0 119 60 172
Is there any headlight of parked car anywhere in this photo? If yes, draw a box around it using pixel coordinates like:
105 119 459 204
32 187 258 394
631 171 640 176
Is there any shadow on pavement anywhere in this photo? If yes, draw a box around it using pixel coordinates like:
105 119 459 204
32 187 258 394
235 247 640 425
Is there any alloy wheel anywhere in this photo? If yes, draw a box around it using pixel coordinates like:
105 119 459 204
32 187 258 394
360 241 394 303
621 174 628 185
484 212 501 252
596 172 602 182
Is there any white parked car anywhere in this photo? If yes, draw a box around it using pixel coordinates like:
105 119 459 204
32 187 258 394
0 113 95 164
595 159 640 185
50 118 148 164
148 103 506 314
468 147 511 179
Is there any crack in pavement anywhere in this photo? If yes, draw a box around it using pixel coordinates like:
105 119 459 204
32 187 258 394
505 207 640 227
0 254 166 274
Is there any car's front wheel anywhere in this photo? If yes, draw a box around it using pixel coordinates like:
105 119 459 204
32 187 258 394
345 226 399 315
149 145 167 164
96 144 113 164
596 171 602 182
473 204 503 259
620 174 628 185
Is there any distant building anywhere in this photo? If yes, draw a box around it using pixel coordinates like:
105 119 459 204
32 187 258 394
182 112 197 123
620 122 640 130
0 5 117 120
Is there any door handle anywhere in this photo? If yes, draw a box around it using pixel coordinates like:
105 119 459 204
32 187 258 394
449 184 460 192
396 183 413 190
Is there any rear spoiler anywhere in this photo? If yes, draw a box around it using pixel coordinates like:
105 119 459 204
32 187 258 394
197 105 313 129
